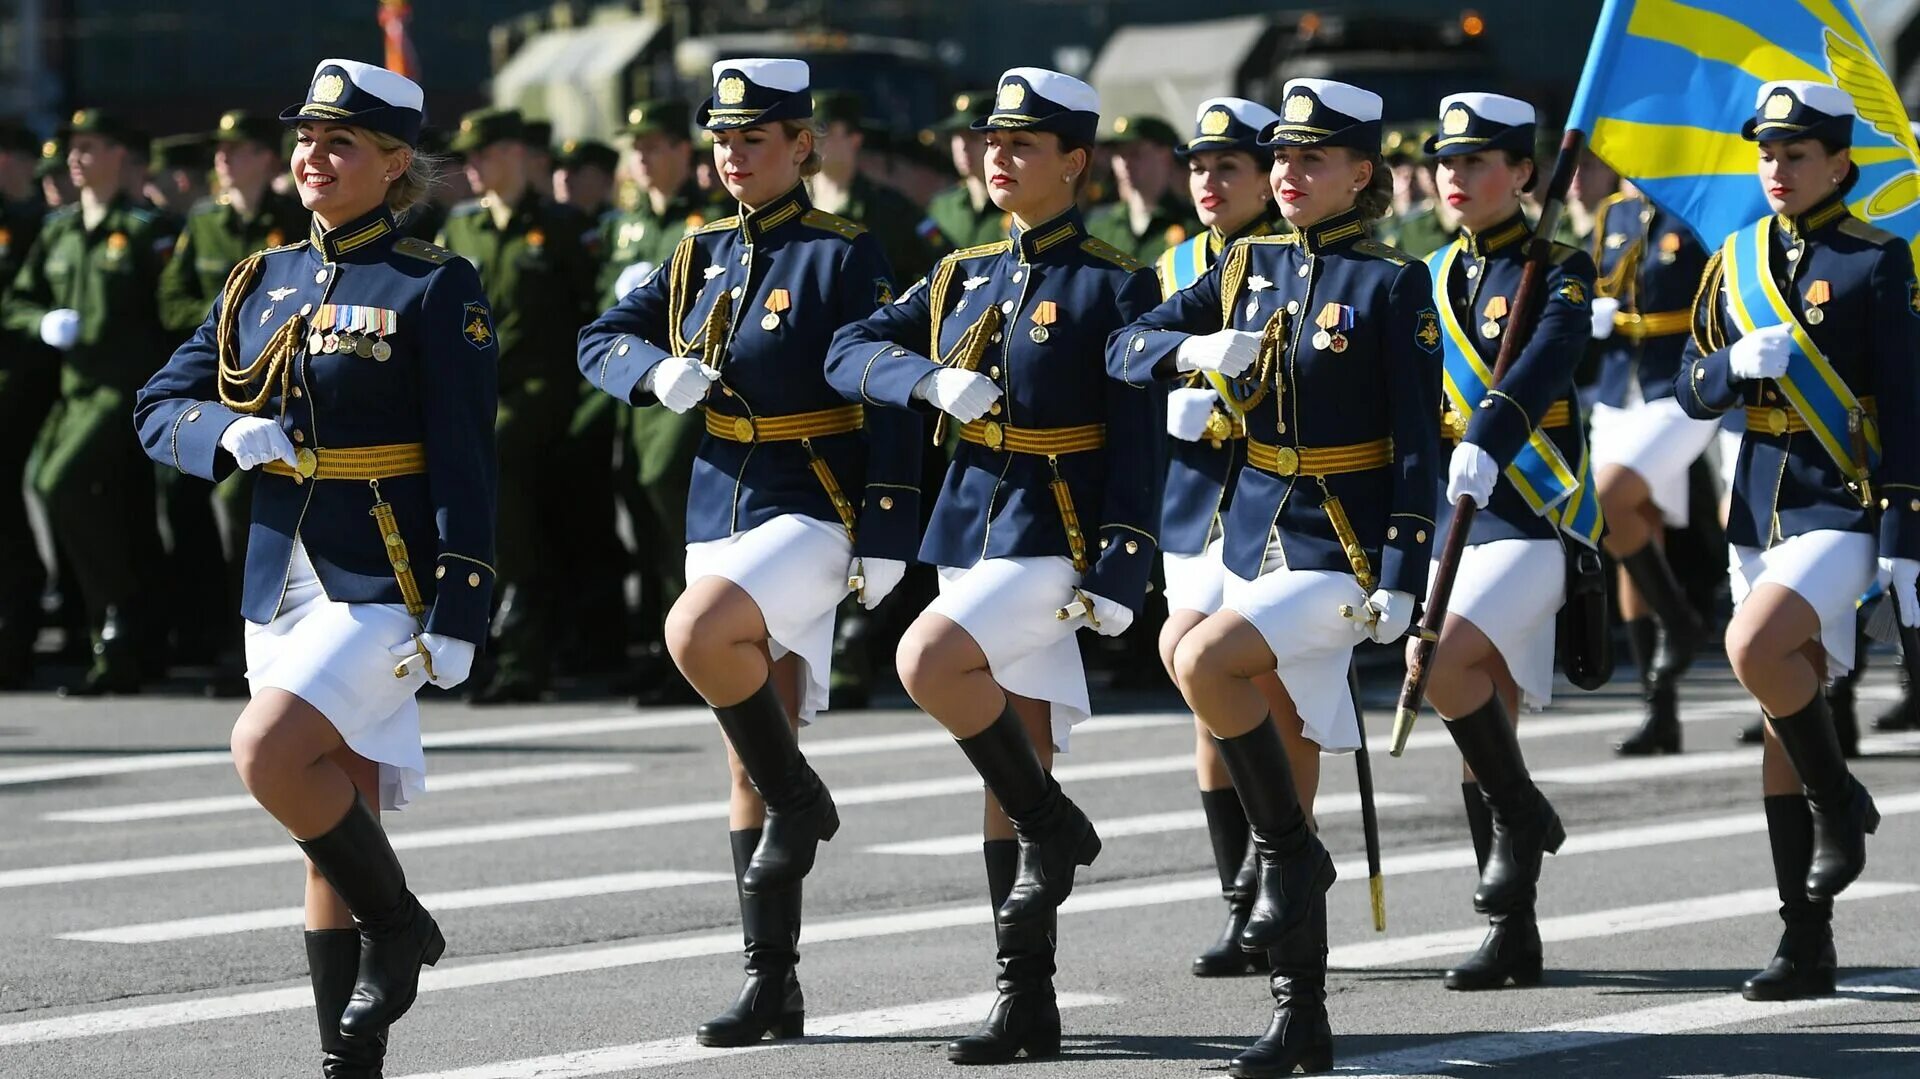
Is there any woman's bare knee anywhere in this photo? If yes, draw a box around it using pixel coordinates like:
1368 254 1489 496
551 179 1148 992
896 615 971 706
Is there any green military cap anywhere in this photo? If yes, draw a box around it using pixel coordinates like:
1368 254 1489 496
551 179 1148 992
60 107 139 147
621 98 692 139
150 133 212 172
929 89 992 135
521 119 553 153
1383 123 1436 164
450 107 525 154
415 125 455 158
555 137 617 173
34 136 65 177
812 90 863 129
211 110 282 148
1100 114 1180 147
0 120 38 157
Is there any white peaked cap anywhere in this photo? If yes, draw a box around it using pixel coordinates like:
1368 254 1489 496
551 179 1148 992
1001 67 1100 113
1283 79 1382 122
1438 92 1534 126
1755 80 1855 117
713 58 811 92
1195 97 1280 131
311 58 422 111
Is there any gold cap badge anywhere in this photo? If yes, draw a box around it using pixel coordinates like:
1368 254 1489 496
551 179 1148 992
1442 107 1470 135
312 74 346 105
997 81 1026 111
1201 109 1231 136
1764 92 1794 120
717 77 747 106
1283 95 1314 123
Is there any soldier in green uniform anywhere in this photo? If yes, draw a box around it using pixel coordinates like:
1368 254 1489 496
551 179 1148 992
144 134 211 217
395 125 456 241
1085 114 1198 265
554 138 618 221
1379 124 1456 258
597 99 707 701
523 119 556 202
439 107 596 703
0 121 56 686
37 135 74 209
919 91 1005 255
6 109 176 695
155 111 310 678
809 91 935 285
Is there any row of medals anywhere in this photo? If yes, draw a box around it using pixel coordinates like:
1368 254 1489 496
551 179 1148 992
308 329 393 361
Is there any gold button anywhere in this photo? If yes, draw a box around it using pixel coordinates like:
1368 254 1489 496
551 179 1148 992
721 386 735 397
989 402 1002 416
435 566 446 579
291 386 303 398
982 421 1004 451
734 417 755 442
468 573 481 587
294 447 317 478
385 532 402 547
879 496 895 510
1765 391 1777 402
186 409 200 422
1124 540 1139 554
1911 499 1920 512
1416 530 1428 543
1767 408 1788 436
1387 526 1399 540
1272 446 1299 476
1100 538 1110 550
393 559 409 573
291 429 305 443
989 366 1000 378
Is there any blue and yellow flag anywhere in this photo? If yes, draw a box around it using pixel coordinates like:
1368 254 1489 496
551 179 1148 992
1569 0 1920 256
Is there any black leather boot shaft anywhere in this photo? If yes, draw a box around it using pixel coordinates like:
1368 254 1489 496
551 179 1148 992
713 678 839 894
956 707 1101 925
1194 789 1262 977
1615 616 1682 755
1443 696 1564 914
1211 726 1335 950
1769 695 1878 899
1743 797 1838 1000
306 929 386 1079
698 829 805 1046
948 840 1061 1064
1229 886 1332 1077
1619 545 1701 680
1461 781 1493 874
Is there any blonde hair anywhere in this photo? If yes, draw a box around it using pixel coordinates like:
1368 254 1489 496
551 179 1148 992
363 128 442 213
780 119 824 180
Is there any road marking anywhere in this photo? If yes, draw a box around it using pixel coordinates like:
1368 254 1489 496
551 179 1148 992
1343 967 1920 1077
11 801 1918 1046
42 762 637 823
1535 731 1920 785
1331 882 1917 969
60 870 733 945
391 992 1115 1079
866 792 1425 856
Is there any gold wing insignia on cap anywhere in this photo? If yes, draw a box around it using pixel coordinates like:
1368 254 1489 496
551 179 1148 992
1283 95 1313 123
717 77 747 106
1442 107 1470 135
313 75 346 105
997 82 1026 111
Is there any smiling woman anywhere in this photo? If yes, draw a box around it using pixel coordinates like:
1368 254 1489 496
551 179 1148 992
132 56 499 1079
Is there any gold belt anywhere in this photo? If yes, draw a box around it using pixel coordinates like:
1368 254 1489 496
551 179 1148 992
1746 396 1876 437
1246 436 1393 478
705 404 865 444
1442 400 1573 443
958 420 1107 455
262 442 428 484
1613 309 1691 341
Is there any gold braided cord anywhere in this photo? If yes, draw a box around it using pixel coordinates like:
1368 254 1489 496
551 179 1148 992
216 252 307 415
1690 251 1728 358
1217 240 1251 325
930 305 1004 446
699 291 734 370
665 236 700 356
926 256 961 352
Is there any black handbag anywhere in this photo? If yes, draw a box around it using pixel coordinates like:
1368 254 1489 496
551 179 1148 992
1557 542 1614 691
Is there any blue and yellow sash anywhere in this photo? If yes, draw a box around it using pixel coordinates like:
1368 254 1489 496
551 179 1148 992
1426 242 1603 548
1154 232 1214 300
1719 218 1880 480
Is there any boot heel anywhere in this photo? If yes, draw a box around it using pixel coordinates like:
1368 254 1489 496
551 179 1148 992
1299 1045 1334 1073
1023 1026 1062 1058
421 922 446 967
1509 953 1545 987
773 1011 805 1039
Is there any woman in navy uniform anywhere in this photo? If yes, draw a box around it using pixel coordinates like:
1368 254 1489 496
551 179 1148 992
1676 80 1907 1001
1114 78 1438 1077
576 58 921 1047
1151 96 1292 980
1586 185 1716 756
827 67 1161 1066
134 60 493 1077
1415 93 1600 994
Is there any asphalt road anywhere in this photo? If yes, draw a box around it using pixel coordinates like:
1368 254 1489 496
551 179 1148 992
2 656 1917 1078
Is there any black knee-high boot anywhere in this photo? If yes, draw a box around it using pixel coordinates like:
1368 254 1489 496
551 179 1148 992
294 794 444 1040
1461 781 1493 874
699 828 805 1046
1230 880 1333 1077
1193 789 1261 977
306 929 387 1078
1446 780 1545 990
948 839 1061 1065
1767 695 1879 900
954 706 1101 925
1443 696 1565 915
1211 724 1335 950
713 678 839 894
1826 615 1867 759
1617 614 1683 756
1743 796 1837 1000
1621 544 1701 676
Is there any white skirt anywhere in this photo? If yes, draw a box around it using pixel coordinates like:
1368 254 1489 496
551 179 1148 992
929 556 1089 752
685 513 851 725
1590 396 1720 527
1436 538 1565 711
1221 537 1365 753
1729 530 1876 677
1714 426 1744 499
1163 532 1228 615
245 541 428 811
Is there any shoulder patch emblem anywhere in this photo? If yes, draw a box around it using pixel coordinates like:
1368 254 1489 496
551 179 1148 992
1557 279 1590 307
875 278 893 307
1416 309 1442 353
462 302 494 349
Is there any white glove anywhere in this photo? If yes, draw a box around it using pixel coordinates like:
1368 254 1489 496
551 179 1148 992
613 261 656 298
1728 325 1793 381
1446 442 1499 509
1589 296 1619 340
1066 590 1134 638
390 633 477 689
1167 387 1220 441
1362 589 1416 644
218 417 299 471
851 557 907 610
1881 557 1920 628
1174 329 1260 377
39 309 80 351
642 356 720 414
912 368 1002 423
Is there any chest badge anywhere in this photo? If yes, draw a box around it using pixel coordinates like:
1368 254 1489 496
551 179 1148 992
958 274 989 313
1658 230 1682 265
761 287 791 331
703 265 724 280
268 287 298 303
1481 295 1509 339
1312 302 1354 353
1803 279 1830 325
1028 300 1058 344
